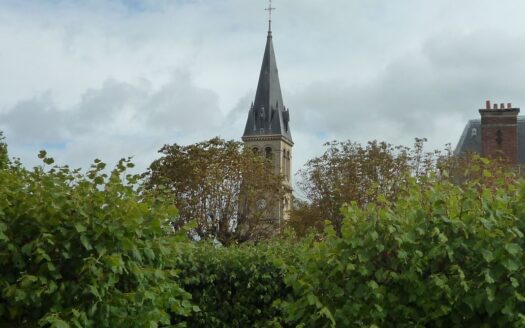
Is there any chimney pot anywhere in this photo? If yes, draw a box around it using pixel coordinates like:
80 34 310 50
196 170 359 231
486 100 491 109
508 103 512 109
501 103 505 109
494 104 499 110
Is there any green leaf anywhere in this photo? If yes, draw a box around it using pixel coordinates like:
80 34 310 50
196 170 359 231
484 270 495 284
482 249 494 262
80 235 92 250
368 280 379 290
486 287 496 302
515 292 525 303
306 293 316 306
19 275 38 288
505 243 522 256
319 307 336 327
503 259 519 272
74 223 87 233
52 319 70 328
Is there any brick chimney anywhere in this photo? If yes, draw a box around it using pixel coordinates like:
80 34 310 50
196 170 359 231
479 100 520 164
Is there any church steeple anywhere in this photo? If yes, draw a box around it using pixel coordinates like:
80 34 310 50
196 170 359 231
242 19 292 144
241 3 293 223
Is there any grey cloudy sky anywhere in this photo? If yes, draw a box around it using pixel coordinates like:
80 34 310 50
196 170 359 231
2 0 525 185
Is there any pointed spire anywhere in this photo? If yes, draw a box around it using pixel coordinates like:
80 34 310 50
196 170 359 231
242 18 292 144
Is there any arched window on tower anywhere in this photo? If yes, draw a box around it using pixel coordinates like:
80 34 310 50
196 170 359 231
252 147 259 154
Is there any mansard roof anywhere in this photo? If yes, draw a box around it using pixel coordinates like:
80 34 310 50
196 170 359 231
242 30 293 144
454 117 525 164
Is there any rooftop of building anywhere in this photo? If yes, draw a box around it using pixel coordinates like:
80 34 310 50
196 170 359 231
454 100 525 164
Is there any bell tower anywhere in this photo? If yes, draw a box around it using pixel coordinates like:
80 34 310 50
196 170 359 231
242 3 293 222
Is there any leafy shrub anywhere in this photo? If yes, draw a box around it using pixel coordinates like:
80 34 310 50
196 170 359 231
0 154 192 327
282 166 525 327
170 240 297 328
4 137 525 328
0 132 8 170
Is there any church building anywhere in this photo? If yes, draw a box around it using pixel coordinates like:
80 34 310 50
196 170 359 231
455 100 525 165
241 8 293 222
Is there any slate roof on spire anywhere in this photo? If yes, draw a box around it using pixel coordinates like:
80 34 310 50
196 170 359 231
242 30 293 144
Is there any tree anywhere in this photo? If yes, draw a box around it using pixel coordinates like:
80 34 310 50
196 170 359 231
292 139 451 235
143 137 286 244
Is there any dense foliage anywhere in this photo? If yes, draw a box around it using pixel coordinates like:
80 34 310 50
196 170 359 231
282 161 525 327
0 153 192 327
3 134 525 327
169 241 296 327
292 139 450 235
144 138 286 244
0 132 8 170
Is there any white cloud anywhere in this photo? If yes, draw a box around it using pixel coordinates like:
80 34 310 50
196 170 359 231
1 72 222 169
2 0 525 190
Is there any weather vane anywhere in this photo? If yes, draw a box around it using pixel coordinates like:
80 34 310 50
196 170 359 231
265 0 276 32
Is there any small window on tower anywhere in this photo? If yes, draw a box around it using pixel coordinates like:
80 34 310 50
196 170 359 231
471 128 477 137
265 147 273 159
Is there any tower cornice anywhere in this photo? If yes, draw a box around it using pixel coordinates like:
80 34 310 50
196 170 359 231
242 134 294 146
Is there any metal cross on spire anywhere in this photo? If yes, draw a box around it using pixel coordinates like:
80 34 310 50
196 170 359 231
265 0 276 32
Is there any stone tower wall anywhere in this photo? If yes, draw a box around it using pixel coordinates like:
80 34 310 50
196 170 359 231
243 136 292 221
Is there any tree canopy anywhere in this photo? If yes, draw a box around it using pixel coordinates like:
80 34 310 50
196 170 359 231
291 139 451 235
143 137 286 244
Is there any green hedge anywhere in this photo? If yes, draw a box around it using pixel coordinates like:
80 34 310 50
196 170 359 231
0 156 193 327
280 175 525 327
3 149 525 327
169 241 296 327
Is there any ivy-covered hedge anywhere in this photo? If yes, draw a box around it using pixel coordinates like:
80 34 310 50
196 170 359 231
0 155 193 327
280 173 525 327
